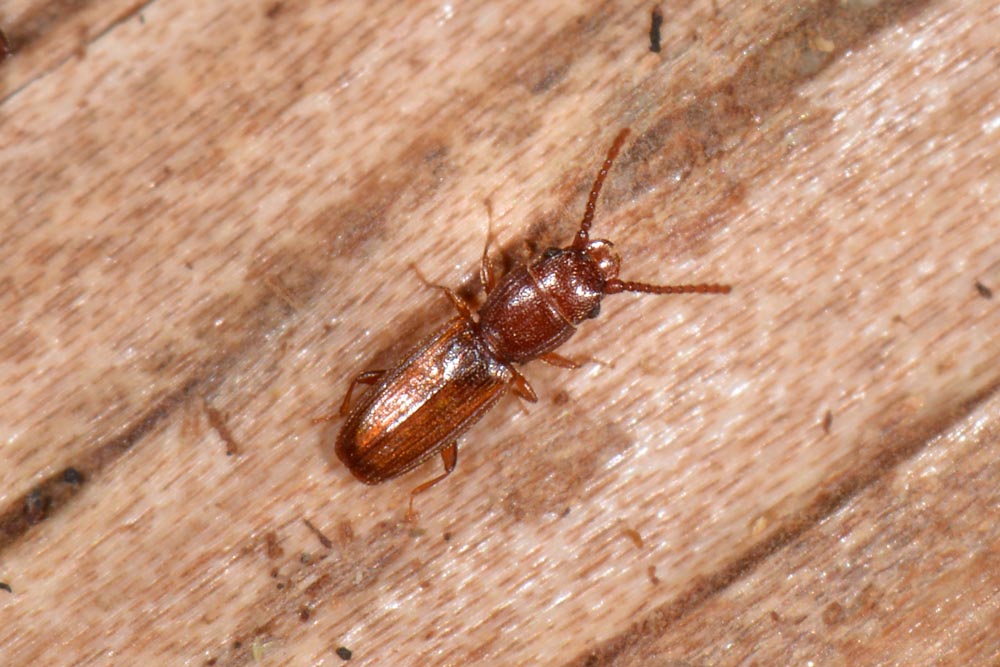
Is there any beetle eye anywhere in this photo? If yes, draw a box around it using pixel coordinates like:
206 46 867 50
587 302 601 319
542 247 562 259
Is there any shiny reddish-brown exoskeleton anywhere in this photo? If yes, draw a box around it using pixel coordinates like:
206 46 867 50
329 129 730 515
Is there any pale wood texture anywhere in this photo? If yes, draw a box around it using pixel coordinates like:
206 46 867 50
2 1 999 666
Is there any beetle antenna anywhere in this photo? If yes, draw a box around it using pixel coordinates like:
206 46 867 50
573 128 631 250
605 280 731 295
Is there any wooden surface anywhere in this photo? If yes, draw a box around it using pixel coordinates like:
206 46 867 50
2 1 999 665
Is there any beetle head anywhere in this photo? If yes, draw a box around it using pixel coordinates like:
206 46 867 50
585 240 621 286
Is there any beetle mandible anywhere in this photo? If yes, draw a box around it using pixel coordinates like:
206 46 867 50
326 128 730 516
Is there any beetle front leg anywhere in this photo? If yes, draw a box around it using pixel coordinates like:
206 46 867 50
406 442 458 521
538 352 580 369
509 367 538 403
409 263 477 322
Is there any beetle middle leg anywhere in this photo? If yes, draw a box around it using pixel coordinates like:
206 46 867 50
312 370 386 423
406 442 458 521
339 370 386 415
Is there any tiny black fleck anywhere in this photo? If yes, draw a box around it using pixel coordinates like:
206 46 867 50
649 7 664 53
336 646 353 660
24 489 50 524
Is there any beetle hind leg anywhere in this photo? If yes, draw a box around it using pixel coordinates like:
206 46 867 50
406 443 458 522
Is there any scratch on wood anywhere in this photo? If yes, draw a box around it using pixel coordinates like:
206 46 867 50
203 398 241 456
303 518 333 550
0 380 198 553
570 374 1000 666
264 531 284 559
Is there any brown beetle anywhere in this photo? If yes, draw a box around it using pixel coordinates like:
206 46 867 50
328 129 729 515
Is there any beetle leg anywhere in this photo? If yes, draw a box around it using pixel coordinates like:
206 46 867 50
480 199 497 293
408 263 477 322
310 370 385 422
538 352 580 369
440 287 476 321
406 442 458 521
509 367 538 403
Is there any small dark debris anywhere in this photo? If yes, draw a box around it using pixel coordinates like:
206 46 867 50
822 409 833 434
305 573 331 599
206 658 217 666
303 518 333 550
233 641 243 650
264 531 284 559
621 527 644 549
63 467 84 485
265 2 285 18
204 400 240 456
442 531 452 542
822 600 846 625
975 280 993 299
646 565 659 585
299 606 311 622
336 646 353 661
300 552 312 565
0 582 12 593
24 489 50 524
0 28 11 60
560 507 571 518
649 7 664 53
338 520 355 542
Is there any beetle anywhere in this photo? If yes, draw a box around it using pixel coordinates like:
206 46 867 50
326 128 730 516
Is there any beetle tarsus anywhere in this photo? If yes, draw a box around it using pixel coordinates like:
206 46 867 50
406 443 458 521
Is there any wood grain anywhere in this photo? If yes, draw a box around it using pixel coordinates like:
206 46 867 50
1 1 998 665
